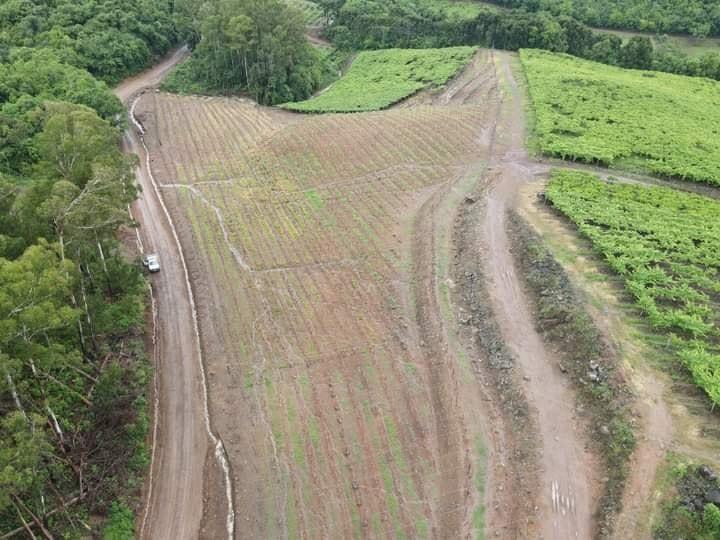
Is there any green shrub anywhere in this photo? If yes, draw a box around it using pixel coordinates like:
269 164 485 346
103 502 135 540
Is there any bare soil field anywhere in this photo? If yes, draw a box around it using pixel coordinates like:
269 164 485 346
122 45 720 539
132 53 504 538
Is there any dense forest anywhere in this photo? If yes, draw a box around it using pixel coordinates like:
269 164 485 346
485 0 720 38
0 0 332 533
320 0 720 82
0 0 183 82
0 0 185 536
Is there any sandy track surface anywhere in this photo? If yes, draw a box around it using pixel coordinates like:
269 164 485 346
115 48 234 540
115 47 188 103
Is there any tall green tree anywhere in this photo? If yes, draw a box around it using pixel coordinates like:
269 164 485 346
188 0 322 104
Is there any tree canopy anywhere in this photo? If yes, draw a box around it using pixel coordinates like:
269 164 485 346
164 0 324 104
0 0 179 82
0 0 179 535
485 0 720 38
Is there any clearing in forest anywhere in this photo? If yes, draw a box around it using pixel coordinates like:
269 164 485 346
283 46 477 112
521 49 720 185
133 53 499 537
545 170 720 405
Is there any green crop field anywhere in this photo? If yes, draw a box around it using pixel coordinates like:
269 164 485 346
546 170 720 405
283 46 477 113
521 49 720 186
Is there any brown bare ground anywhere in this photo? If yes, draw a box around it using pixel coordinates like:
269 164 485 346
133 51 505 538
121 46 720 539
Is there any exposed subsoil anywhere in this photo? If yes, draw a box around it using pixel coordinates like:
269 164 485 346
134 87 500 537
476 51 599 539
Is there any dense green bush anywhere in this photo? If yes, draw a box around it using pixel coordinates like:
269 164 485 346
103 501 136 540
173 0 324 105
0 0 180 82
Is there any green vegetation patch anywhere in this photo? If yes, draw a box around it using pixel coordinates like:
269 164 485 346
654 464 720 539
424 0 490 21
545 170 720 405
283 46 477 112
487 0 720 38
286 0 324 26
160 57 215 96
521 49 720 185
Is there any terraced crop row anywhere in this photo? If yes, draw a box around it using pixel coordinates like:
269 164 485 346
134 87 499 538
546 170 720 404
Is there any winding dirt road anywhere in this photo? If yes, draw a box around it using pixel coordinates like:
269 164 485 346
115 48 234 540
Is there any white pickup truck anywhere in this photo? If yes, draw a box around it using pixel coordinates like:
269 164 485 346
142 253 161 273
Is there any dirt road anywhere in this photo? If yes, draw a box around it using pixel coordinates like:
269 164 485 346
481 52 597 539
114 47 188 103
114 49 234 540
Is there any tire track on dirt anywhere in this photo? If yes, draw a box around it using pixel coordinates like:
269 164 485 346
411 181 472 538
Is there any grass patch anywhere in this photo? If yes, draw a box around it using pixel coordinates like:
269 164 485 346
472 436 487 539
303 188 325 210
283 46 477 112
160 56 216 96
423 0 492 20
508 210 635 538
286 0 324 26
595 28 720 58
520 49 720 185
